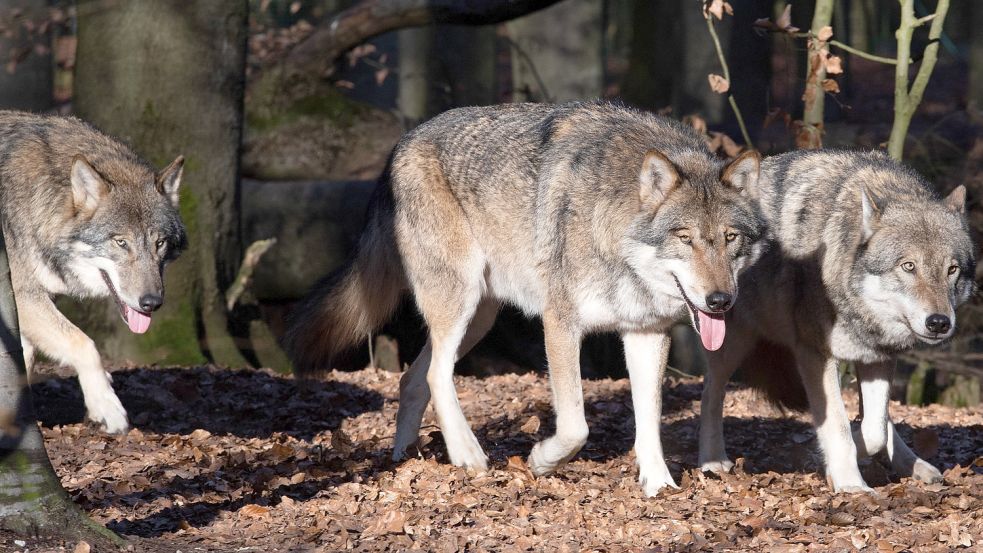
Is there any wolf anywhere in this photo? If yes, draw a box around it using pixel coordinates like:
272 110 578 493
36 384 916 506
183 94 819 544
698 149 975 492
285 101 766 495
0 111 187 433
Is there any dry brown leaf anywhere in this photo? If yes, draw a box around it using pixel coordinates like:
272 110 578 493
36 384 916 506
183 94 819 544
240 504 271 518
817 25 833 41
708 74 730 94
520 415 541 434
825 55 843 74
506 455 535 479
830 511 855 526
704 0 733 20
822 78 840 93
73 542 91 553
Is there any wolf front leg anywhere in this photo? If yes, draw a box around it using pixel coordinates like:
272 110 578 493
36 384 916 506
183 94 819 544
854 360 942 484
528 308 589 476
623 330 677 496
17 292 129 433
795 349 869 492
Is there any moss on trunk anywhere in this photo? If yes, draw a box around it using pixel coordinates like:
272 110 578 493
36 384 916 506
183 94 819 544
73 0 284 369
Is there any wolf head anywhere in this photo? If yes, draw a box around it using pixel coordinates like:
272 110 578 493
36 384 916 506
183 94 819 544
65 154 188 334
624 149 766 350
856 184 975 346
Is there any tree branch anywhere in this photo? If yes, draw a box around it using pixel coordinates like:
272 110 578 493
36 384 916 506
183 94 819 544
887 0 949 160
275 0 565 81
704 12 754 149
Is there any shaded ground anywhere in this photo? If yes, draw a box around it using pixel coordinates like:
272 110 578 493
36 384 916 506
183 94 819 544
3 365 983 552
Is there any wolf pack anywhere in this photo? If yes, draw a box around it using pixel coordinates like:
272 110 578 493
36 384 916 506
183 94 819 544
0 100 975 499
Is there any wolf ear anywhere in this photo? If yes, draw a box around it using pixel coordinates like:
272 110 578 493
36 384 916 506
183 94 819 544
860 186 882 242
639 150 680 209
156 155 184 207
721 150 761 197
70 155 108 213
943 185 966 214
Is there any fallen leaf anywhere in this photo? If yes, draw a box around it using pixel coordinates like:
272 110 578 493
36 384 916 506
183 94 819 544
240 504 271 518
73 542 91 553
520 415 541 434
817 26 833 41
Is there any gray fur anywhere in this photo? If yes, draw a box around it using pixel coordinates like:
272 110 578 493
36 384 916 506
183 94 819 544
0 111 186 433
699 149 975 491
286 101 766 496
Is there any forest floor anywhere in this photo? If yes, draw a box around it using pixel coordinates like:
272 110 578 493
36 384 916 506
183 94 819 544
3 364 983 552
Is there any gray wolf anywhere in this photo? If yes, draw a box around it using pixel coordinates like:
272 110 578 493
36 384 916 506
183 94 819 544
0 111 187 433
698 149 974 492
285 101 766 496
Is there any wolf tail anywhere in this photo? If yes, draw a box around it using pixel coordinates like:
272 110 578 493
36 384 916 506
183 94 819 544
738 340 809 412
283 182 405 374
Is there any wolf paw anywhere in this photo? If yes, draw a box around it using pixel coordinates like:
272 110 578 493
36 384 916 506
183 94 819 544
911 459 943 484
445 432 488 471
86 389 129 434
699 459 735 474
833 482 874 494
391 432 418 462
639 465 679 497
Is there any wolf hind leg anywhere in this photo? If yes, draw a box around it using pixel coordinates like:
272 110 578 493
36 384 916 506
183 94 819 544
18 293 128 433
699 325 758 474
854 361 941 483
528 308 588 476
884 421 943 483
393 298 499 461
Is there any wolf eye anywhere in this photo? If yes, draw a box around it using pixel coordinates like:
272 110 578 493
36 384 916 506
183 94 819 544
114 238 127 248
948 265 959 276
901 261 915 272
675 232 692 245
725 231 738 243
156 239 167 250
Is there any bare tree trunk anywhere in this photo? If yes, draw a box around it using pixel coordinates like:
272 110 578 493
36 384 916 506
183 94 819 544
0 230 119 544
74 0 289 370
506 0 603 102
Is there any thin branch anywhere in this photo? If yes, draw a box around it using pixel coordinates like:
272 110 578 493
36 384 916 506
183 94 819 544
829 39 899 65
887 0 950 160
704 14 754 149
788 31 909 65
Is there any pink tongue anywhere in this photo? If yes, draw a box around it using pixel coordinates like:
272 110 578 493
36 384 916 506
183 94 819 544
125 306 152 334
697 310 726 351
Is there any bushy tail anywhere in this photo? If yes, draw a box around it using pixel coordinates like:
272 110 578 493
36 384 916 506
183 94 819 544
283 186 404 374
737 339 809 412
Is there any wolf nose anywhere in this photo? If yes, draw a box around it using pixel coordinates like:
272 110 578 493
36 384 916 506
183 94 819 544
705 292 733 312
925 314 951 334
139 294 163 312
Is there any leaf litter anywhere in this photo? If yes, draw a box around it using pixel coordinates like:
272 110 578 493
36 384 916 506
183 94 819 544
5 364 983 551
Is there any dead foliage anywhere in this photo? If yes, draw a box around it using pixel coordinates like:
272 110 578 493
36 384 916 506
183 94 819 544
5 365 983 551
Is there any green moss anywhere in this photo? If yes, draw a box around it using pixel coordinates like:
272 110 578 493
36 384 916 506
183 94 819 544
246 82 371 132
